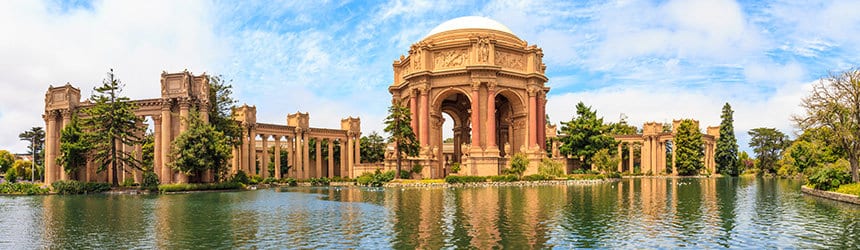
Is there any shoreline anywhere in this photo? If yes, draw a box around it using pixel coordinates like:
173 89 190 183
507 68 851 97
383 178 617 188
801 185 860 205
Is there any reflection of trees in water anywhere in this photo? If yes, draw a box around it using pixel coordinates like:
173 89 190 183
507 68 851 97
42 195 152 249
715 177 739 247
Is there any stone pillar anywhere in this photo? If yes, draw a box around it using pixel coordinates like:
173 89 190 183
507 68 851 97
453 128 461 162
355 133 361 165
295 132 303 179
340 140 348 177
315 138 322 178
347 134 355 178
153 116 163 180
160 103 173 184
286 136 293 177
134 142 142 183
248 126 257 176
327 139 334 178
617 143 623 172
420 87 430 146
628 143 634 174
538 93 546 150
672 140 677 175
176 99 189 183
470 83 481 148
410 92 418 134
261 134 269 179
239 131 248 174
274 136 281 179
303 132 310 179
486 83 497 148
43 111 57 185
528 89 538 148
200 106 209 125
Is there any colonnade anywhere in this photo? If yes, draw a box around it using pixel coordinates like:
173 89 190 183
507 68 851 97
613 121 718 175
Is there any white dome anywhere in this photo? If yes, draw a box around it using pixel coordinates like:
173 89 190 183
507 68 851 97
425 16 515 38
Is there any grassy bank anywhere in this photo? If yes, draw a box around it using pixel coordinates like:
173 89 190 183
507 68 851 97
0 182 48 195
158 182 244 193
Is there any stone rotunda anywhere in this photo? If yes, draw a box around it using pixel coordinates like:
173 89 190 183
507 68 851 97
388 16 549 178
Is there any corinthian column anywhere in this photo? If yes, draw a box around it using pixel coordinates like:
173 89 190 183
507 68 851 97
160 102 173 184
486 83 497 149
470 82 481 149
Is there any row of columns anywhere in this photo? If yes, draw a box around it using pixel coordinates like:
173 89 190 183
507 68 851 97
233 130 362 179
616 139 717 175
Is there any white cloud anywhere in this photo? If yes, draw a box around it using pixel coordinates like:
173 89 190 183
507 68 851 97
0 0 223 152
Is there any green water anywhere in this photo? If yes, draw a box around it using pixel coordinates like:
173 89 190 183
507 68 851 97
1 177 859 248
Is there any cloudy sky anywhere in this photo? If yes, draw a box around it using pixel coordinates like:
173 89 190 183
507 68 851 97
2 0 859 154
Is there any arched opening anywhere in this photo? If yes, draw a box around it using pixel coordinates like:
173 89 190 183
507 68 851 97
494 90 526 158
432 90 471 177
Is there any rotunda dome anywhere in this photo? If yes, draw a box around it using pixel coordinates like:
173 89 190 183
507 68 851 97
425 16 515 38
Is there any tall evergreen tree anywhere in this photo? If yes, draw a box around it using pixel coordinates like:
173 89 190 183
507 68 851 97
748 127 789 174
715 103 739 176
57 115 89 176
82 69 144 185
207 75 242 147
675 119 704 175
559 102 614 167
360 131 386 163
384 104 419 179
18 127 45 166
170 110 231 180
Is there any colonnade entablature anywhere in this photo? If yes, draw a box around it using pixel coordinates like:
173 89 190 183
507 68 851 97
387 17 550 178
612 120 720 176
231 105 362 180
42 70 362 186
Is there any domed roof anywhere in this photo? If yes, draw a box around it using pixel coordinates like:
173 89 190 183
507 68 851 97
425 16 515 38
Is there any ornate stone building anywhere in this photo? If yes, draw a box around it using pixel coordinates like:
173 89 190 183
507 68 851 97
43 71 360 186
613 120 719 175
388 16 549 177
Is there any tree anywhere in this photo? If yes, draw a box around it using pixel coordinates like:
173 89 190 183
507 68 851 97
169 111 231 180
384 104 419 179
81 69 144 185
0 150 14 173
738 151 754 174
57 115 89 176
207 75 242 147
715 103 739 176
748 127 789 174
18 127 45 167
794 68 860 182
360 132 386 163
675 119 704 175
140 132 155 171
559 102 615 167
11 160 33 180
592 148 620 173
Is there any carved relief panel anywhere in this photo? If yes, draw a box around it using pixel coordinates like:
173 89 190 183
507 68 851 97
433 48 470 69
494 49 525 71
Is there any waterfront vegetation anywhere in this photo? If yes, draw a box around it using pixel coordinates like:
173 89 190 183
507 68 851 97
158 182 243 193
0 182 48 195
51 180 111 195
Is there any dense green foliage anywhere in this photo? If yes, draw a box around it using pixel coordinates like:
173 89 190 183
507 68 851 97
748 127 789 174
559 102 614 166
57 115 89 175
169 111 232 180
51 180 111 194
738 151 754 174
384 104 419 179
450 162 461 173
675 119 704 175
834 183 860 196
444 175 488 184
356 170 396 187
280 177 298 186
18 127 45 167
232 170 250 185
5 167 17 183
140 132 155 171
506 153 529 177
158 182 243 193
806 160 852 191
795 68 860 182
490 174 519 182
360 132 386 163
538 158 565 177
592 148 619 174
522 174 552 181
82 69 144 185
715 103 739 176
10 160 34 181
0 182 47 195
0 150 14 173
142 171 160 191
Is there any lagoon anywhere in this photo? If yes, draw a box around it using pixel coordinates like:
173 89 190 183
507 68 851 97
1 177 859 248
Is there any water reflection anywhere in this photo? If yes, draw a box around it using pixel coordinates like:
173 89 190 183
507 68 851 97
4 178 860 248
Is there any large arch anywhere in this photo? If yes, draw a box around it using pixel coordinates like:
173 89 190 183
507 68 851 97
387 16 550 177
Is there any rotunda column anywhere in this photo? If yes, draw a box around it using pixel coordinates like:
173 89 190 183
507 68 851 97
470 81 481 149
486 83 497 149
327 139 334 178
274 135 281 179
261 134 269 179
160 101 173 184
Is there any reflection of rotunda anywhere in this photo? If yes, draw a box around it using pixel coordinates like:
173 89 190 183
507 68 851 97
388 16 549 177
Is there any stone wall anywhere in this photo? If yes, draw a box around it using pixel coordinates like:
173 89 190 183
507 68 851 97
801 186 860 205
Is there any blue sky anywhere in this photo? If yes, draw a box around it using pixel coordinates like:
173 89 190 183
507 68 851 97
2 0 860 154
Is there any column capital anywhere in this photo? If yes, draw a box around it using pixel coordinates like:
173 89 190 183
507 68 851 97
177 97 191 107
486 81 497 91
470 80 482 91
527 85 541 96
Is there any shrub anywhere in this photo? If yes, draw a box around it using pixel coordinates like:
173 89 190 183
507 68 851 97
142 171 160 191
522 174 551 181
490 174 519 182
279 177 298 186
508 153 529 177
411 164 423 174
538 158 565 177
399 170 412 179
261 177 278 184
444 175 487 184
835 183 860 196
0 182 47 195
567 174 603 180
806 160 851 191
330 176 352 182
52 180 111 195
450 162 461 173
356 170 395 187
158 182 243 193
121 177 135 187
249 175 263 185
232 171 250 185
604 172 622 179
5 167 17 183
309 177 331 186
